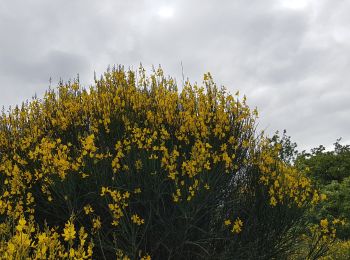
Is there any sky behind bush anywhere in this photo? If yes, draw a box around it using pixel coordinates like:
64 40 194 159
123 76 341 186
0 0 349 151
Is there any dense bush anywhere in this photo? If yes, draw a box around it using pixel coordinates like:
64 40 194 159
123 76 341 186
294 141 350 259
0 66 333 259
296 141 350 238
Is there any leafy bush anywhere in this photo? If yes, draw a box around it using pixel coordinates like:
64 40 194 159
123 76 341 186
0 65 328 259
296 141 350 243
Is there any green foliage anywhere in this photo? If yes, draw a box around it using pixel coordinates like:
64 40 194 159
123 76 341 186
267 132 350 259
296 140 350 240
322 239 350 260
297 140 350 185
270 130 298 165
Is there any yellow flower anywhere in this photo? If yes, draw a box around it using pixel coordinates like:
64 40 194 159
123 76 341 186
37 233 48 243
231 217 243 234
7 242 15 254
69 248 75 257
101 186 107 196
93 217 102 231
135 159 143 170
16 217 27 232
224 219 231 226
134 188 142 194
131 214 145 225
62 220 76 241
320 219 328 228
320 219 328 230
140 254 151 260
270 197 277 207
173 194 179 202
123 191 130 199
84 204 94 215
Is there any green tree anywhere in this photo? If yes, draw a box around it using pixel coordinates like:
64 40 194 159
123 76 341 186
296 140 350 240
297 140 350 185
269 129 298 165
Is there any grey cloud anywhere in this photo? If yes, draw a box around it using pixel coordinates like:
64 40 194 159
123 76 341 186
0 50 89 82
0 0 349 151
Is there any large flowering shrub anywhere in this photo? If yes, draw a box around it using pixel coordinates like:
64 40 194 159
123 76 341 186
0 66 333 259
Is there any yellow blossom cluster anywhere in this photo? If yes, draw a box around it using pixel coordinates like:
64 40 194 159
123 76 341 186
315 218 346 240
140 254 151 260
303 217 347 258
0 66 203 257
92 217 101 233
224 217 244 234
131 214 145 226
0 217 93 259
101 187 130 226
83 204 94 215
257 140 326 207
62 219 76 242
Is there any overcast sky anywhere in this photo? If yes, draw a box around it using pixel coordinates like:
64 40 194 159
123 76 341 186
0 0 349 151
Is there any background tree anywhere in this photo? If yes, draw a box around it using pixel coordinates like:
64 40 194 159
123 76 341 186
296 139 350 240
269 129 298 165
